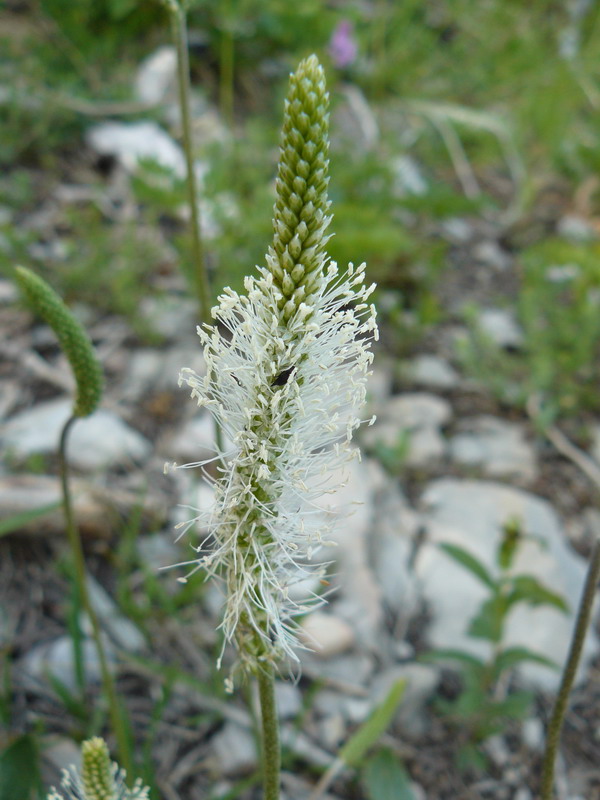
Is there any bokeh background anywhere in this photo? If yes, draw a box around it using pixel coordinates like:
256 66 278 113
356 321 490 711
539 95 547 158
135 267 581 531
2 2 600 799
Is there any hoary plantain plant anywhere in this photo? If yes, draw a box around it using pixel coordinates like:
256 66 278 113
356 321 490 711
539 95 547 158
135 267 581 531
170 55 377 799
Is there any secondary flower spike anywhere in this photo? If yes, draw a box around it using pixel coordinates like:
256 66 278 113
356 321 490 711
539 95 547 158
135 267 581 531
47 737 149 800
174 55 378 676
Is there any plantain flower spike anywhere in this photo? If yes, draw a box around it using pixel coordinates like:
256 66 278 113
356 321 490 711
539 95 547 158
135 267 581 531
266 54 332 321
174 55 378 677
15 267 103 418
47 737 149 800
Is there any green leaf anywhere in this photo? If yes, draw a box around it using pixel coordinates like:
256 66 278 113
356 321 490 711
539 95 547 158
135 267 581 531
363 749 415 800
0 502 61 538
485 690 535 722
339 680 406 767
439 543 495 589
0 735 40 800
468 595 507 643
492 647 558 680
422 649 485 670
507 576 570 614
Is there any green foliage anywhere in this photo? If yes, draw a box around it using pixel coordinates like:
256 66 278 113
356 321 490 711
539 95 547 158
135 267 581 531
362 748 415 800
0 735 41 800
0 501 62 538
459 236 600 419
519 238 600 417
339 680 405 767
15 267 103 418
426 522 569 767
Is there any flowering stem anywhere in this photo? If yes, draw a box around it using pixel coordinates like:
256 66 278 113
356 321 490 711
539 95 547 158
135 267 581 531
540 536 600 799
58 416 133 779
257 665 280 800
169 1 211 326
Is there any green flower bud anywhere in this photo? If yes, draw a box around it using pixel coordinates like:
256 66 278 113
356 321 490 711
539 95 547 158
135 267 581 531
15 267 103 418
267 55 332 320
81 738 116 800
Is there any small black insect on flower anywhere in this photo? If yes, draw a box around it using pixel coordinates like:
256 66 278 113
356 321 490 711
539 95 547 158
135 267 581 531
271 366 295 387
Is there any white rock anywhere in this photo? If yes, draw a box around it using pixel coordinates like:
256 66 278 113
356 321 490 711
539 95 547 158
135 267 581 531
449 416 537 482
363 393 451 468
557 214 597 242
408 355 460 389
317 713 346 750
2 399 152 470
513 788 533 800
300 612 355 658
87 121 186 177
21 636 116 691
134 46 177 105
441 217 472 243
136 531 180 570
522 717 545 751
417 479 599 690
274 682 302 720
484 734 511 766
302 652 375 686
390 155 428 196
370 486 420 614
366 361 393 406
473 240 511 271
406 426 447 468
211 722 256 775
384 393 452 429
84 574 146 653
321 458 383 647
168 412 218 466
0 278 18 304
478 308 523 349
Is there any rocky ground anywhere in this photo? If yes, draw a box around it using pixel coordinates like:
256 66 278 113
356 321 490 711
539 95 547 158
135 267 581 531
2 54 600 800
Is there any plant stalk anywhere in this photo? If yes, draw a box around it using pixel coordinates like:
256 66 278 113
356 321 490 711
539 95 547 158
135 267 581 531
257 665 281 800
59 416 133 778
170 2 211 325
219 2 234 128
540 537 600 799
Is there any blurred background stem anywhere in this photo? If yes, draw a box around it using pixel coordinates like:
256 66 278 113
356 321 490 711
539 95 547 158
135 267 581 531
169 1 211 326
59 415 133 779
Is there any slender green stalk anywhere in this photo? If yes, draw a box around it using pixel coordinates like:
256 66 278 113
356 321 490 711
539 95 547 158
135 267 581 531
169 1 211 325
540 537 600 799
257 666 280 800
219 1 234 128
58 416 133 779
167 0 224 455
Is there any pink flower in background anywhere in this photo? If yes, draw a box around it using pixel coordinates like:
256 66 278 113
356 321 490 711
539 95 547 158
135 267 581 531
329 20 358 69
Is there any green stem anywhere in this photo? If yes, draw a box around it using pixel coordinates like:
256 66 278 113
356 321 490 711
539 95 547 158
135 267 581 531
219 5 234 128
257 665 281 800
540 537 600 799
170 2 212 325
59 416 133 778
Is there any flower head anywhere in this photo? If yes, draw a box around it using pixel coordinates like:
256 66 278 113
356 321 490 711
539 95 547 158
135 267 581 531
173 56 377 676
47 737 149 800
